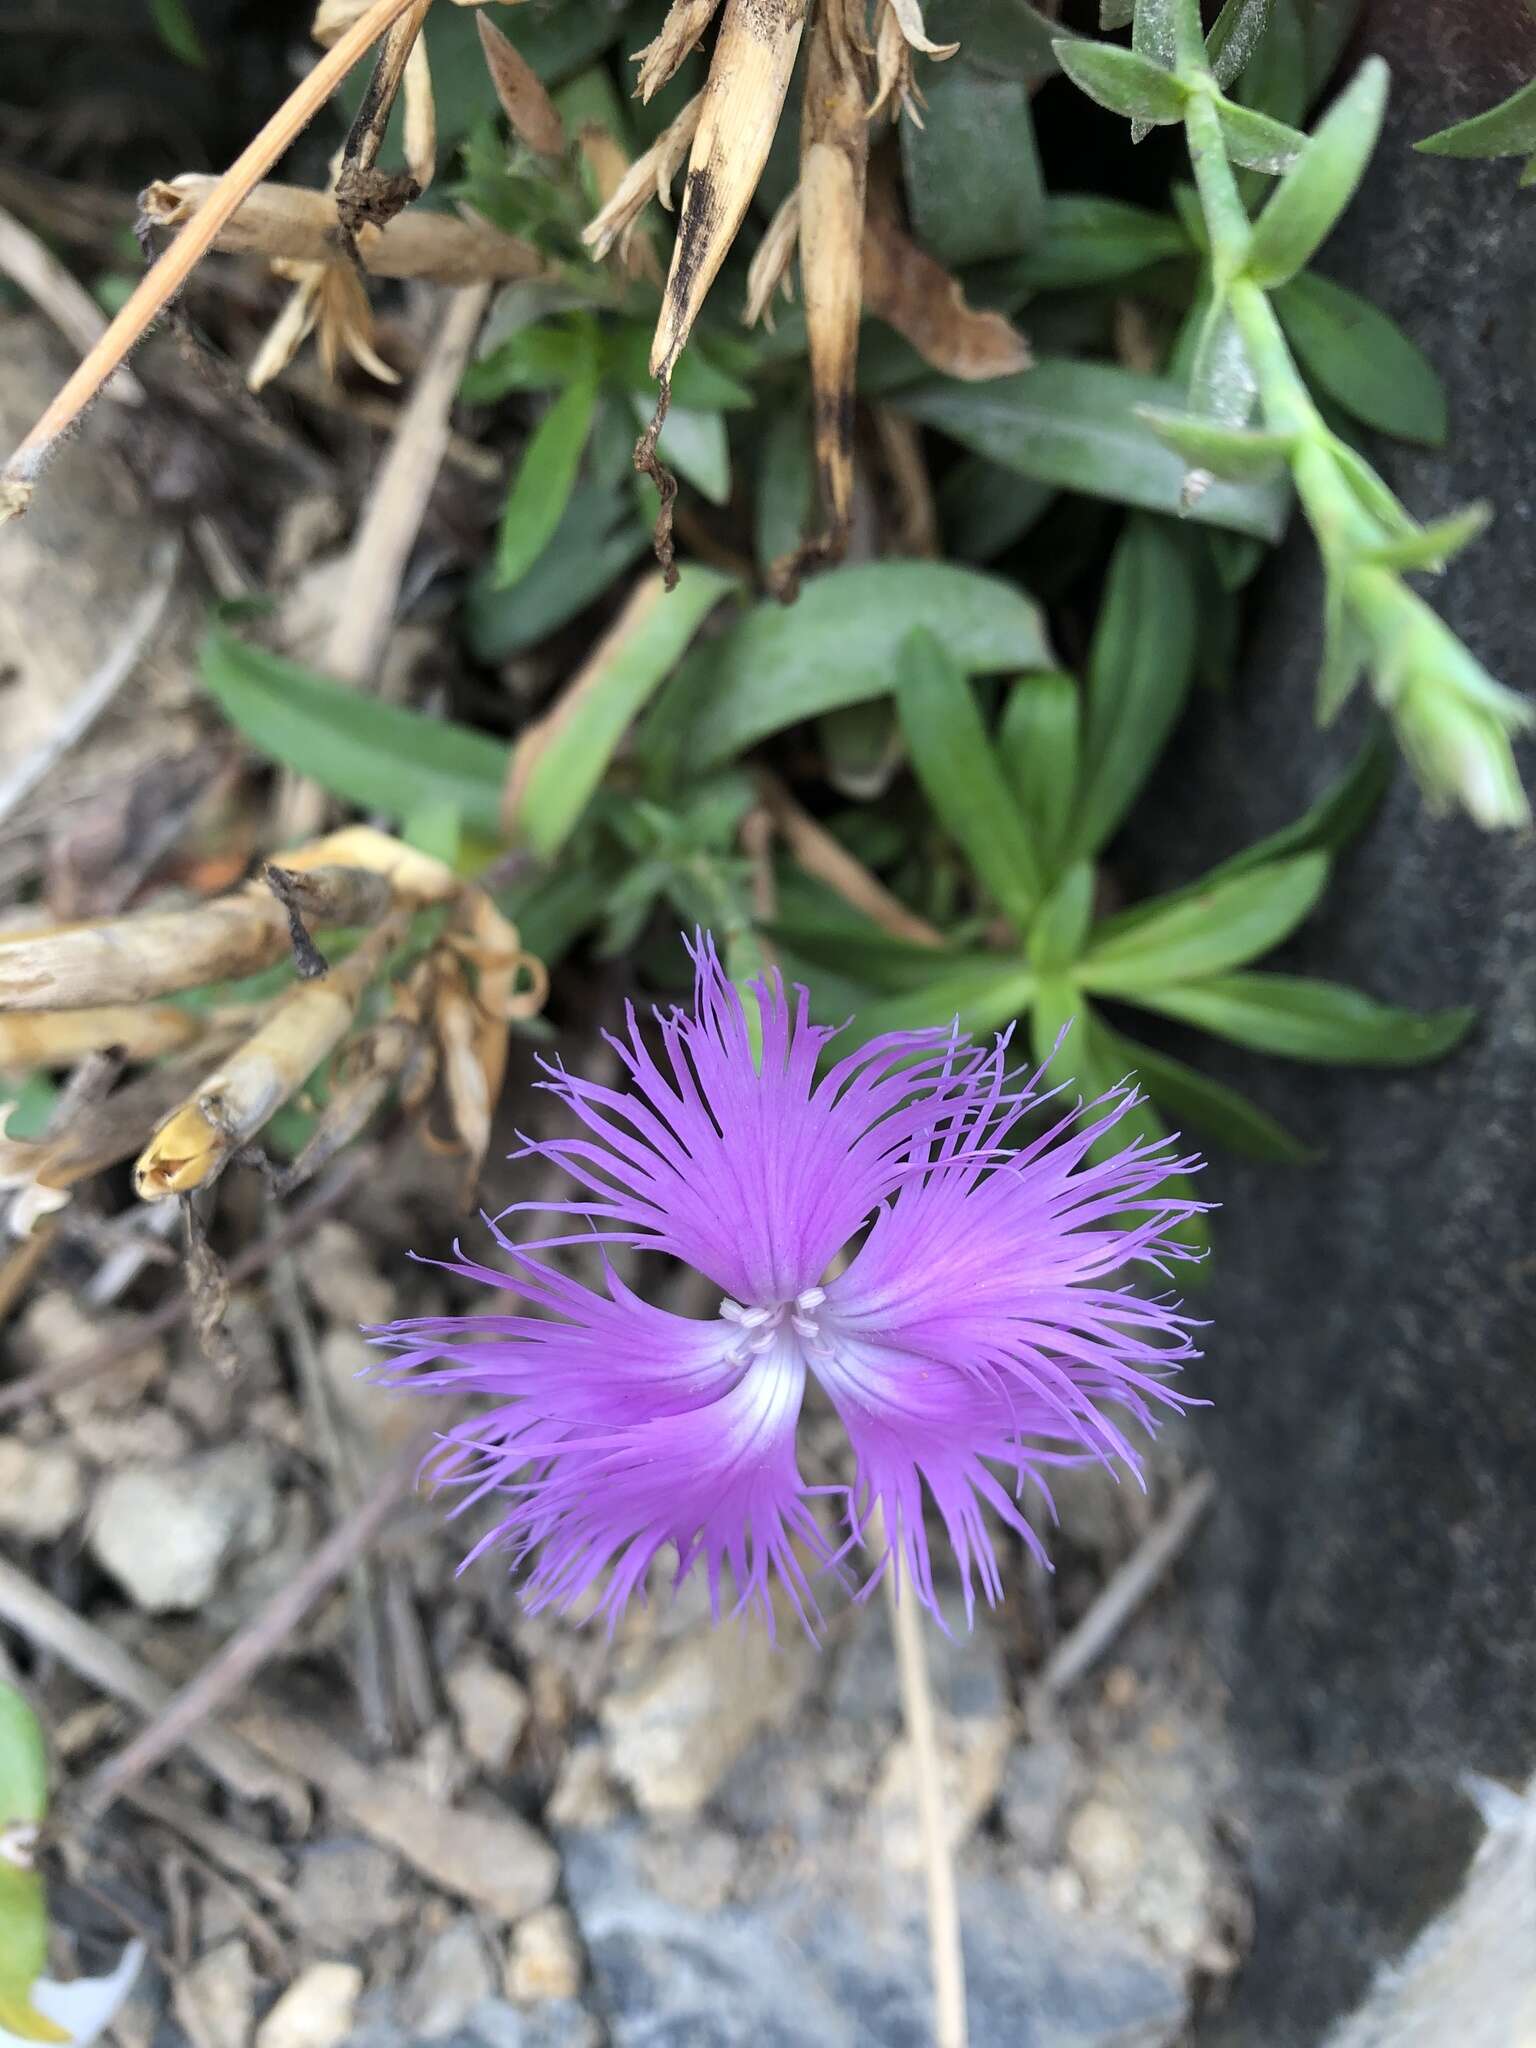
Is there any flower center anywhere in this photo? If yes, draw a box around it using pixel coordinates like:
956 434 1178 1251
719 1286 828 1363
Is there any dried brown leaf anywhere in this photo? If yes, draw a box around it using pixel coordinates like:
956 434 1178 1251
631 0 723 102
476 10 567 157
862 211 1031 381
582 92 702 263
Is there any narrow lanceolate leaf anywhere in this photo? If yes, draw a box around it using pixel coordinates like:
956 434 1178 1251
1071 517 1197 860
1137 407 1294 479
1027 862 1094 973
1206 0 1272 90
1213 96 1308 172
504 567 736 856
898 361 1289 538
993 194 1189 293
494 370 599 587
895 629 1045 931
901 63 1045 267
1273 272 1448 445
849 958 1039 1046
1127 972 1476 1064
1091 1016 1317 1164
0 1686 48 1826
1244 57 1389 287
998 671 1080 878
1077 854 1329 992
1357 501 1493 575
1052 39 1188 125
673 563 1050 769
797 0 871 567
1417 74 1536 159
650 0 807 381
201 632 508 836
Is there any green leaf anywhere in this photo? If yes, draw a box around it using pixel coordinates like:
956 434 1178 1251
1070 516 1198 858
1127 972 1476 1063
462 320 586 402
201 632 508 836
0 1686 47 1827
1187 299 1258 429
509 566 736 857
602 325 755 411
1136 406 1293 478
998 671 1080 875
895 629 1045 931
1244 57 1388 287
1078 854 1329 991
674 564 1051 771
1052 39 1189 124
755 398 814 573
898 359 1290 538
149 0 206 66
464 478 648 660
1213 96 1308 171
1028 861 1094 972
1358 501 1492 574
938 459 1054 561
848 959 1039 1045
1207 0 1272 89
1274 272 1448 445
1417 73 1536 159
1091 1016 1317 1162
990 195 1190 293
902 63 1045 265
494 370 599 588
927 0 1076 80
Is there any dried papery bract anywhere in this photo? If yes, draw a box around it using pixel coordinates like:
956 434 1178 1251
789 0 873 583
582 92 703 264
632 0 722 103
869 0 959 126
133 909 413 1201
579 127 661 283
143 176 541 284
743 188 800 328
476 10 567 159
248 253 400 391
649 0 808 386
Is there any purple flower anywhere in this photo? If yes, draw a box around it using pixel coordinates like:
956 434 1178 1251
377 936 1206 1634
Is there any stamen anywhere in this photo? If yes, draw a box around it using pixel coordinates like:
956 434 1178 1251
797 1286 826 1311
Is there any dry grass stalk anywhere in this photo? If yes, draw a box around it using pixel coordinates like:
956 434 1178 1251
0 826 457 1011
862 209 1031 380
142 175 542 285
476 9 567 158
579 126 661 283
273 1000 430 1193
755 770 946 947
581 91 702 264
132 908 412 1200
0 1004 205 1068
649 0 808 385
0 201 143 405
632 0 722 102
0 0 428 523
331 0 437 238
874 404 940 555
792 0 872 578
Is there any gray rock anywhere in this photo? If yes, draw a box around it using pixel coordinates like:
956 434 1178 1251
1115 13 1536 2043
88 1446 278 1613
401 1920 496 2042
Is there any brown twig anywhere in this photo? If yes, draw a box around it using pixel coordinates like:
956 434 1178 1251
754 770 947 948
79 1434 428 1818
0 0 425 519
0 1146 376 1419
633 375 679 590
0 1556 307 1819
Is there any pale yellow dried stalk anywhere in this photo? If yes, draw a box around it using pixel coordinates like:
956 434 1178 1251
0 826 459 1012
143 177 542 285
743 188 800 328
649 0 808 383
133 910 412 1200
476 10 566 158
631 0 722 102
248 254 400 391
0 1004 205 1069
756 771 945 947
799 0 873 562
582 92 702 265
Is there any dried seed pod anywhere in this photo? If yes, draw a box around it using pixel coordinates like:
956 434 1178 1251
649 0 809 384
142 177 542 286
798 0 873 564
632 0 722 102
133 911 412 1200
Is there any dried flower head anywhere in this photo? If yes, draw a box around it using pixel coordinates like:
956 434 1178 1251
378 938 1205 1633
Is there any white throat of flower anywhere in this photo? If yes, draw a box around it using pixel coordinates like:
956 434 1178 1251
719 1285 830 1362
